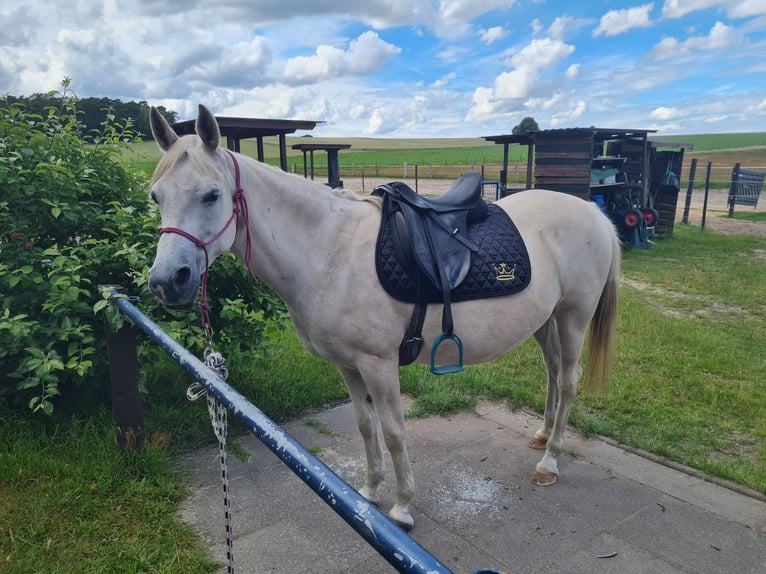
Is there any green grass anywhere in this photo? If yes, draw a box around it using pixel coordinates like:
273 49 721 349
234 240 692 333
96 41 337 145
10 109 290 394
654 132 766 152
732 211 766 222
0 415 217 573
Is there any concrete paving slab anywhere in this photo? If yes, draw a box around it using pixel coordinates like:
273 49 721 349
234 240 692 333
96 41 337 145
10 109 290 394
178 400 766 574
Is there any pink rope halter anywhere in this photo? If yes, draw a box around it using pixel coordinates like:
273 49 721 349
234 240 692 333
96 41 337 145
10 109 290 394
158 149 258 330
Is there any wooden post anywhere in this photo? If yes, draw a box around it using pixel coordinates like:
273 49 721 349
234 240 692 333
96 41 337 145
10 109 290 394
728 163 741 218
101 285 145 449
681 158 698 224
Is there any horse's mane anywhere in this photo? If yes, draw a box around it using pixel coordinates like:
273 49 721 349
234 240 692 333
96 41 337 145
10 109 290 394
151 135 221 186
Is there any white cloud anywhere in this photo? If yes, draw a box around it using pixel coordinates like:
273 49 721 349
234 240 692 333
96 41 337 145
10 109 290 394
649 106 683 119
493 38 575 100
661 0 766 19
431 72 457 89
594 3 654 37
438 0 517 22
548 15 596 40
1 0 765 137
565 63 580 79
650 21 739 60
550 100 587 126
480 26 507 44
282 31 399 84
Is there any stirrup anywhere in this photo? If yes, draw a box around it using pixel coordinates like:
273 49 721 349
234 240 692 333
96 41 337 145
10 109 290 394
430 332 464 375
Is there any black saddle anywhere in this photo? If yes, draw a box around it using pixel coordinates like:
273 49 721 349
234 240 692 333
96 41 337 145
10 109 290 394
373 172 487 294
373 172 489 374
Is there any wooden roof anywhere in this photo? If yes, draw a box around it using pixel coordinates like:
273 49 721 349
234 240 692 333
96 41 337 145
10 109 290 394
483 127 658 146
171 116 320 139
291 143 351 152
171 115 321 170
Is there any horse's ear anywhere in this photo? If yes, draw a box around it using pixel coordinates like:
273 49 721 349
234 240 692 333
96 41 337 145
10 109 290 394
196 104 220 152
150 107 178 152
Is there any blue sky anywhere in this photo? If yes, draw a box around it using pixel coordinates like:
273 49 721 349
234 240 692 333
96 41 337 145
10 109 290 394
1 1 765 137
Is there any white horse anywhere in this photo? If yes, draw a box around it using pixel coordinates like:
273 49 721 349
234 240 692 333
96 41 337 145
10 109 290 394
147 105 620 530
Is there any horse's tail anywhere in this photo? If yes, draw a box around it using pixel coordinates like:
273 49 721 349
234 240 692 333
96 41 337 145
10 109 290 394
585 227 621 394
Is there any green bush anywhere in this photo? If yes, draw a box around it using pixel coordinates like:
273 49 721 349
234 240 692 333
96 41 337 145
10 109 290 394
0 82 284 415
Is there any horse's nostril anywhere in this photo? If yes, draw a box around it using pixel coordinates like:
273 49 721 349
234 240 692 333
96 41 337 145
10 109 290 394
173 266 192 288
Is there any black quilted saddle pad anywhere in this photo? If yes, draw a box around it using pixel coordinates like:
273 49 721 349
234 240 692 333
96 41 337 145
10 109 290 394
376 203 531 303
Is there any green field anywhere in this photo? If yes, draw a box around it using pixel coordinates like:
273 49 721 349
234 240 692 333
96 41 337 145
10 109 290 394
130 132 766 178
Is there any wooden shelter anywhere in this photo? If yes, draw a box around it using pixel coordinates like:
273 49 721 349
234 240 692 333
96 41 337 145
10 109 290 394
171 116 320 171
483 127 692 237
292 143 351 189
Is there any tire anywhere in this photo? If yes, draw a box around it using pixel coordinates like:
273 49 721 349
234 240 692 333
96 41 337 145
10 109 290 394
623 208 643 229
642 208 659 227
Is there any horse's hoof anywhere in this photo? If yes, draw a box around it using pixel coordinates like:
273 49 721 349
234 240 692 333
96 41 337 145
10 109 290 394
532 470 558 486
529 436 548 450
389 505 414 532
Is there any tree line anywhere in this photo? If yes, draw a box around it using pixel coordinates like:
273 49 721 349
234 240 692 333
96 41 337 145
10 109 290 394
4 92 178 141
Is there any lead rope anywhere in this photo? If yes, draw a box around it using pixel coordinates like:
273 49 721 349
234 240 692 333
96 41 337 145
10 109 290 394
167 149 258 574
187 330 235 573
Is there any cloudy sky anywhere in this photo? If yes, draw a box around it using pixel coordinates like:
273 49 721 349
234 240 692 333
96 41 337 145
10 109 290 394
1 1 765 137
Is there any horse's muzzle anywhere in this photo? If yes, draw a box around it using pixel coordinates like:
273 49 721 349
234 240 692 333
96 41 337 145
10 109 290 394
148 265 199 309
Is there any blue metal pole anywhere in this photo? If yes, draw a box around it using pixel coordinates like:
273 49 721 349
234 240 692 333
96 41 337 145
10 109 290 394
107 291 454 574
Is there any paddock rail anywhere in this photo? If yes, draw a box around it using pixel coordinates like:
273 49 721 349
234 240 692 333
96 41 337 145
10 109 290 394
103 288 504 574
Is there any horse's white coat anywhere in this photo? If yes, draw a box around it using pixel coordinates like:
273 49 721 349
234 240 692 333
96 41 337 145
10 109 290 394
147 105 621 530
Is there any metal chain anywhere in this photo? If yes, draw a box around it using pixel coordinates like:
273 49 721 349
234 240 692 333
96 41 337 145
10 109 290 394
187 343 234 574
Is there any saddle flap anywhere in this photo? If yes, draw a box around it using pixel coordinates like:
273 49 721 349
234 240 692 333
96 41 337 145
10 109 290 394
398 203 473 291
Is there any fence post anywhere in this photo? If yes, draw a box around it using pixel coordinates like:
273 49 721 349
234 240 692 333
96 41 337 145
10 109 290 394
681 158 698 224
100 285 145 449
728 163 741 218
702 161 712 231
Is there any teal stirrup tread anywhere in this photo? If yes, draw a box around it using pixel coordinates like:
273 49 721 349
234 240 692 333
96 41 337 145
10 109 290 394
430 332 464 375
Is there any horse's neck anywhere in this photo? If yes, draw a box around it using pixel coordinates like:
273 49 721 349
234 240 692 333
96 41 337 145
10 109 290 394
234 159 376 305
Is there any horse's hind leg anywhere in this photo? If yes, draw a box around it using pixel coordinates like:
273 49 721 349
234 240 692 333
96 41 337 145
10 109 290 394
530 318 560 451
339 367 385 507
533 313 587 486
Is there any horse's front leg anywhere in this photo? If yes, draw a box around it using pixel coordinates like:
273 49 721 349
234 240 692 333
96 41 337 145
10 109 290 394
339 367 385 507
359 361 415 531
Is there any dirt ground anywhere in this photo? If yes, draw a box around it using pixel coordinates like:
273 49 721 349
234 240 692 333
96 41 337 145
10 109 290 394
341 177 766 237
680 188 766 237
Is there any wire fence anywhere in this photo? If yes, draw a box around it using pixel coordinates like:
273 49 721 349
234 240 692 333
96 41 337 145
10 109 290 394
289 162 766 191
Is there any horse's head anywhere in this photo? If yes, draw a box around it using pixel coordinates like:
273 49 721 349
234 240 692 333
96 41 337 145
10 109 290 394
147 105 238 308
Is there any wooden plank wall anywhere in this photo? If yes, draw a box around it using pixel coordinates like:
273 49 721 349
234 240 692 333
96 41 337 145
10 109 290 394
533 136 592 200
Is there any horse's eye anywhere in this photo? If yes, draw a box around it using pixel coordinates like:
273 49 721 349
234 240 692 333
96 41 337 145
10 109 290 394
202 189 220 205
